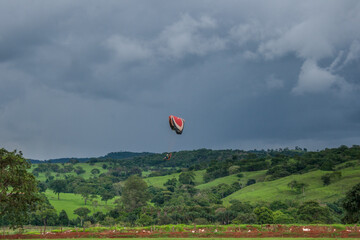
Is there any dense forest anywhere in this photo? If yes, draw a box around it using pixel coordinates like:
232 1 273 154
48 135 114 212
1 145 360 228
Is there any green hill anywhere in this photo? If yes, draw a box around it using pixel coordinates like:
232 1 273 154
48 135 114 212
195 170 267 190
223 165 360 205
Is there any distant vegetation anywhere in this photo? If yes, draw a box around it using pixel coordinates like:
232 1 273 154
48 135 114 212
1 145 360 228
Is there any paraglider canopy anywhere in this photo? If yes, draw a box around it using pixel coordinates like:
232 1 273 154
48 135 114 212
169 115 185 135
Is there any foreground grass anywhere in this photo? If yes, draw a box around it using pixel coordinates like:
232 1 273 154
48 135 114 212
25 239 358 240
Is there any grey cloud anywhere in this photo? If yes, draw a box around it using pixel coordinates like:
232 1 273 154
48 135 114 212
157 14 226 58
105 35 152 62
292 60 344 94
0 0 359 159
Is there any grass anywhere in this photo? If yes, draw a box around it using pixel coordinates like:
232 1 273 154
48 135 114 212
195 170 267 190
223 165 360 205
44 190 118 219
144 170 206 188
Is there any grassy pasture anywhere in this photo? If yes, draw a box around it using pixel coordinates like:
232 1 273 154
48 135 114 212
144 170 206 188
44 190 118 219
195 170 267 190
223 166 360 205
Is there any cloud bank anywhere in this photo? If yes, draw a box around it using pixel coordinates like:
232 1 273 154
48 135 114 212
0 0 359 159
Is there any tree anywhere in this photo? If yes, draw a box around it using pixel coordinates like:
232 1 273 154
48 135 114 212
254 206 274 224
35 197 57 234
273 210 294 224
229 200 253 213
135 213 154 226
179 171 195 185
74 166 85 175
321 171 342 186
164 178 178 192
121 175 150 212
297 201 332 223
49 179 67 200
246 179 256 186
74 207 91 227
321 174 331 186
91 168 100 175
342 182 360 223
58 210 69 227
287 180 309 195
75 185 95 205
100 191 115 204
37 181 48 193
0 148 40 229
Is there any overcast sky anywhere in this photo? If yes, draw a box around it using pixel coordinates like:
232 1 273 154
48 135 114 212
1 0 359 160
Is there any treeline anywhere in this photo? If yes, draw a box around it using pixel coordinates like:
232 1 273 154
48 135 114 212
203 145 360 182
83 149 246 169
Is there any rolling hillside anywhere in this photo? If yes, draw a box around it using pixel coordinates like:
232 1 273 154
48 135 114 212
195 170 267 190
144 170 206 188
223 165 360 205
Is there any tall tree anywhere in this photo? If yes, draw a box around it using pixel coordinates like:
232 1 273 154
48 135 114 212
297 201 332 223
179 171 195 185
74 207 91 227
342 182 360 223
121 175 150 212
58 210 70 227
34 195 57 234
254 206 274 224
75 185 94 205
49 179 67 200
0 148 40 229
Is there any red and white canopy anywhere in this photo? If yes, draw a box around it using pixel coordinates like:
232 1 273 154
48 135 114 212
169 115 185 134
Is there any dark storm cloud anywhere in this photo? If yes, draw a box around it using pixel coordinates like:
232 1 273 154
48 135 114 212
0 0 359 159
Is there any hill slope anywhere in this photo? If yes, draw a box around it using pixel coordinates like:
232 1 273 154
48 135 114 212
223 165 360 205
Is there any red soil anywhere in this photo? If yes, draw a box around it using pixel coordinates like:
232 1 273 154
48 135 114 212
1 225 360 239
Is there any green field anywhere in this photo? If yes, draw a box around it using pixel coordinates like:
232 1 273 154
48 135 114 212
45 190 118 219
144 170 206 188
195 170 266 190
223 165 360 205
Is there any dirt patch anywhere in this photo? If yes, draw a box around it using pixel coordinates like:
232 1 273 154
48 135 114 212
1 225 360 239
